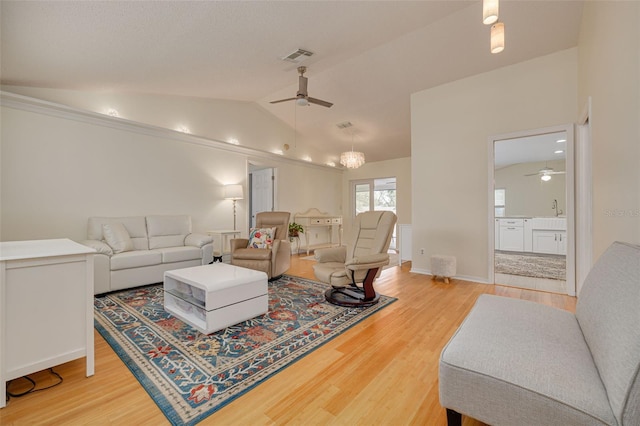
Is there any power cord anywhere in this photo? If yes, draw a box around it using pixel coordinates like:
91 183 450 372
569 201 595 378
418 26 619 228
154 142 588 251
6 368 63 401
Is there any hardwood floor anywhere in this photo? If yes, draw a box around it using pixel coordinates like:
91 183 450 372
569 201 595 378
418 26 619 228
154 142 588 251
1 255 576 425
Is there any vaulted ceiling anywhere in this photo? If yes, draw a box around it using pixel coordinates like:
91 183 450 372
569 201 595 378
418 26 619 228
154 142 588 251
0 1 584 164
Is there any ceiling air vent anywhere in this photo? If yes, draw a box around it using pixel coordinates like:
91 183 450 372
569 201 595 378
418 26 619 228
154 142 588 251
281 48 313 63
336 121 353 129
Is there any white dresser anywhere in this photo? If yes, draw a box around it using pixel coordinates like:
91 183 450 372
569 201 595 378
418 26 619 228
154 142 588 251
0 239 95 407
294 208 343 255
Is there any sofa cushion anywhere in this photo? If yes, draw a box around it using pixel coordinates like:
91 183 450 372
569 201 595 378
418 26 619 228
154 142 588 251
439 294 616 425
156 246 202 263
575 241 640 425
110 250 162 271
247 227 275 249
147 215 191 249
102 223 134 253
88 216 149 250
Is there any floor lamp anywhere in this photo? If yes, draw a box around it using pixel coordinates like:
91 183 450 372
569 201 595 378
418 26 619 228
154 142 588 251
224 184 244 231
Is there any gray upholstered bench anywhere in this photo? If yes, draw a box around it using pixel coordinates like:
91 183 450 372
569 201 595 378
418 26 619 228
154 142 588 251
439 241 640 425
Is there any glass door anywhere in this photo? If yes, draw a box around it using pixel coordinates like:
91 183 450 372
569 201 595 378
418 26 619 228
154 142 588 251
351 177 397 248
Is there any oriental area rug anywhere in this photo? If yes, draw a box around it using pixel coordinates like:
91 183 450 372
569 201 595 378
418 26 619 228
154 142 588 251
94 275 395 425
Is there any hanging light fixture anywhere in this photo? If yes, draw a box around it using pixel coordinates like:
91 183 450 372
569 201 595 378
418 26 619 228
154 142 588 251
340 129 365 169
541 174 552 182
483 0 499 25
491 21 505 54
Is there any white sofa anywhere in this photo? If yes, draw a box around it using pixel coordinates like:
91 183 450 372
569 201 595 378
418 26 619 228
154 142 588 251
81 215 213 294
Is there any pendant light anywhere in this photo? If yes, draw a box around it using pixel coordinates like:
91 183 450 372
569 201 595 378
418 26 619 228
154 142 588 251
340 129 365 169
483 0 499 25
491 22 505 54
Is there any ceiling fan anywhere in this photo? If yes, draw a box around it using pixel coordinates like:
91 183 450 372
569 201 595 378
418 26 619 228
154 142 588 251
270 66 333 108
525 165 566 177
525 164 566 181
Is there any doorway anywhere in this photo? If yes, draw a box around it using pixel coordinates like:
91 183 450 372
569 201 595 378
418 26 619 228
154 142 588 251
488 125 576 295
249 166 275 229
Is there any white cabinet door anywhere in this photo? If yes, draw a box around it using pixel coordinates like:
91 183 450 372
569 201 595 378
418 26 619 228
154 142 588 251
533 231 561 254
495 219 501 250
500 226 524 251
557 231 567 255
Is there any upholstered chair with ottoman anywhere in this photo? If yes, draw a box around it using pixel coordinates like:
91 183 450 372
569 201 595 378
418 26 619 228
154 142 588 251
313 210 397 306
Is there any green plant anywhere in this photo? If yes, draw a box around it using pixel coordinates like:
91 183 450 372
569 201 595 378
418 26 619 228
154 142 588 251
288 222 304 237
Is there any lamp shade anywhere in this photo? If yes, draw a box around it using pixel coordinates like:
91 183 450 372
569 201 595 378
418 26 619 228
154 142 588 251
483 0 499 25
224 184 243 200
491 22 505 54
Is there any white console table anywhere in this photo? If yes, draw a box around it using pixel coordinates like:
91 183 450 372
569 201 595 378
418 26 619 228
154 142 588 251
0 239 95 408
294 208 343 255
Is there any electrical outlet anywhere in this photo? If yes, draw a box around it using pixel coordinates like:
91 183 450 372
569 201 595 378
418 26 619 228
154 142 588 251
420 248 425 255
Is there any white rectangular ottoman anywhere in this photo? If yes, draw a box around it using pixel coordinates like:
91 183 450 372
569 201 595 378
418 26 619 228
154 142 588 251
163 263 268 334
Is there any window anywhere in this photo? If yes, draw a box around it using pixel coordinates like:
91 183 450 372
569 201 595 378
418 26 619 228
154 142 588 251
495 188 505 217
352 177 397 249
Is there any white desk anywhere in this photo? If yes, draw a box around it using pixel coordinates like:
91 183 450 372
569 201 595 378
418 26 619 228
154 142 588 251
0 239 95 408
206 230 242 263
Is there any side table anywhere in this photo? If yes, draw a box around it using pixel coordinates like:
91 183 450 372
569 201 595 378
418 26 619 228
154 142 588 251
206 230 241 263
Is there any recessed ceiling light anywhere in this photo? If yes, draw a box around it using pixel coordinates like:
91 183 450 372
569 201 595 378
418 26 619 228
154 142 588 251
554 150 564 154
227 138 239 145
556 139 566 143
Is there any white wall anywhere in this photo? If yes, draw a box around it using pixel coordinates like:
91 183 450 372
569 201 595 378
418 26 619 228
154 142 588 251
578 2 640 258
0 96 342 242
0 85 330 167
411 48 578 281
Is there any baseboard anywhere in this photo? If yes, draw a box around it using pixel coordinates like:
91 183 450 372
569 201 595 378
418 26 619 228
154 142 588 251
409 267 490 284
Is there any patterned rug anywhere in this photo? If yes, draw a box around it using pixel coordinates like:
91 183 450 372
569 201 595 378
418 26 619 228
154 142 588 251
94 275 395 425
495 251 566 280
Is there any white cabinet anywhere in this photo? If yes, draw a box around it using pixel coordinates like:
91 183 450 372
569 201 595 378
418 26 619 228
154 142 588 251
532 230 567 255
498 218 524 252
0 239 95 407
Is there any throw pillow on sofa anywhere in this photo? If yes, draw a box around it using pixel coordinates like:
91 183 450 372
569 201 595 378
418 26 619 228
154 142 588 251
102 223 134 253
247 227 275 249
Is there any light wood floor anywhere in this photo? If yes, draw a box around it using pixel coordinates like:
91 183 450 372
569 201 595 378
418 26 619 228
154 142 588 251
1 256 576 425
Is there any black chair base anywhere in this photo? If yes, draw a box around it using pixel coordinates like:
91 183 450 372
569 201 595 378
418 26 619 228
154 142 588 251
324 287 380 307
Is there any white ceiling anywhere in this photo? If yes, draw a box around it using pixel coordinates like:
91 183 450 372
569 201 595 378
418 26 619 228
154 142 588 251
0 1 584 164
494 131 568 169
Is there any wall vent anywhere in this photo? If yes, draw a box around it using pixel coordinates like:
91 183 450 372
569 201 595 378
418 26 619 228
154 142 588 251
336 121 353 129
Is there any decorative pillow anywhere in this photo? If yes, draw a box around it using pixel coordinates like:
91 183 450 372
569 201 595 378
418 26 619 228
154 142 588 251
102 223 134 254
247 227 275 249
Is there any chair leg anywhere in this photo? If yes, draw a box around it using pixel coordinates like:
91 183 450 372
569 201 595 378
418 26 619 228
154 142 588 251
446 409 462 426
361 267 379 301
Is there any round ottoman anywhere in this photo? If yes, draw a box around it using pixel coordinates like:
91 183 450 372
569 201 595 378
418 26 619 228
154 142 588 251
431 254 456 283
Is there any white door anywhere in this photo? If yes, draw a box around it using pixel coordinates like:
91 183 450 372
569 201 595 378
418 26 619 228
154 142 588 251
250 168 274 228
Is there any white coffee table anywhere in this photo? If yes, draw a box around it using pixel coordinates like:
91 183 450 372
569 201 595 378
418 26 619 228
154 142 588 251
163 263 268 334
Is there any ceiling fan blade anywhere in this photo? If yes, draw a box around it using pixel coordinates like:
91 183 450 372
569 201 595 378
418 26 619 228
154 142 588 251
307 97 333 108
524 173 540 176
547 171 566 175
270 97 297 104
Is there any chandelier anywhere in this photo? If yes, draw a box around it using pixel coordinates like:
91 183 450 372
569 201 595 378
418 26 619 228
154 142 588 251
339 125 365 169
340 150 365 169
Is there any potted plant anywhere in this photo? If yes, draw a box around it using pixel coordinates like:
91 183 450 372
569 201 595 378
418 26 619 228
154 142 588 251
288 222 304 240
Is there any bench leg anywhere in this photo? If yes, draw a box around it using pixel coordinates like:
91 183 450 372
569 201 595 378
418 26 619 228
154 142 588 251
446 409 462 426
